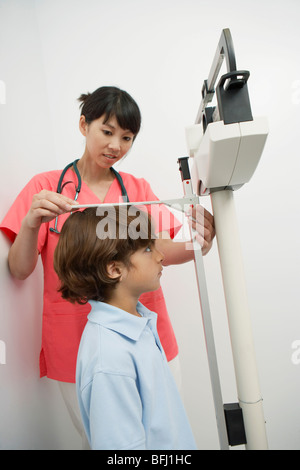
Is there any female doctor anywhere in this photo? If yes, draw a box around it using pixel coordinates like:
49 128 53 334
0 86 215 447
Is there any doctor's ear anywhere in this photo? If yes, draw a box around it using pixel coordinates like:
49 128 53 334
79 115 88 136
106 261 126 281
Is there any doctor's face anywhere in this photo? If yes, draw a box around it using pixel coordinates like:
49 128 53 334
80 114 134 168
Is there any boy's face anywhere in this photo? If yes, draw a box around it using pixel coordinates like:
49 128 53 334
122 241 164 296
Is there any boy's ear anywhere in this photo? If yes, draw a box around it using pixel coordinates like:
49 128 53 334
106 261 125 280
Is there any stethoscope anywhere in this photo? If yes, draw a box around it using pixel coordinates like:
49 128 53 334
50 159 129 234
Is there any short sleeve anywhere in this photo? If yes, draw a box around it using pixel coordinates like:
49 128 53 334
85 371 146 450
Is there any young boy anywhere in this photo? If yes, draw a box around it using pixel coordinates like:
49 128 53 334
54 206 197 450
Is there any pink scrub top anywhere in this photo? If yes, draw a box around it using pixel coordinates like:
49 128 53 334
0 167 182 383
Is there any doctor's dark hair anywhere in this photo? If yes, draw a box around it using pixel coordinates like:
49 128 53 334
53 206 155 305
78 86 141 137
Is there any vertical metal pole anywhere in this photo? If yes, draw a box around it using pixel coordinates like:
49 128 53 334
191 231 229 450
178 158 229 449
211 189 268 450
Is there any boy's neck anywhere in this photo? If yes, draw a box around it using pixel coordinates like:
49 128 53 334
105 291 142 317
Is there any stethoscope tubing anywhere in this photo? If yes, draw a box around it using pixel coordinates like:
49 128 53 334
50 159 129 234
57 159 129 202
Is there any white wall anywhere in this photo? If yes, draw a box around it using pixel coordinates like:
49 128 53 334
0 0 81 449
1 0 299 450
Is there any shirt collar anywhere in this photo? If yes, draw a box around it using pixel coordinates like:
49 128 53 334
87 300 157 341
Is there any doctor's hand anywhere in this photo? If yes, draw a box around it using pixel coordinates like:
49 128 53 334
188 204 215 256
24 190 79 230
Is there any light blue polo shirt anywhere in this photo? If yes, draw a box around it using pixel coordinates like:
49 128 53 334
76 300 197 450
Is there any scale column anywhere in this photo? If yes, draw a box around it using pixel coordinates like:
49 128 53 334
211 189 268 450
178 157 229 450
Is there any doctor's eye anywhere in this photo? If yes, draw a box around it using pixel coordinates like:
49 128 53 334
123 136 133 142
102 130 112 136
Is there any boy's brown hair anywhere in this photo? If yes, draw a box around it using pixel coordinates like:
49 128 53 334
53 206 156 304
